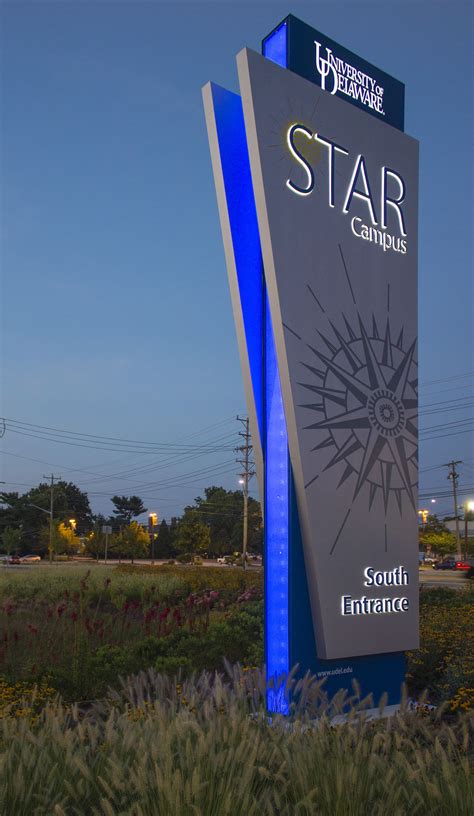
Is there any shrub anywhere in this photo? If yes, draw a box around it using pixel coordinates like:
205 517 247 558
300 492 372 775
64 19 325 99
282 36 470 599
0 666 472 816
176 553 194 564
406 591 473 705
114 563 263 599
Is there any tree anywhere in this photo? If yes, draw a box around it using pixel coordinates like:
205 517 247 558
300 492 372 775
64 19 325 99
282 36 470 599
0 492 26 542
156 519 175 559
423 514 449 534
29 481 92 532
420 532 457 557
117 521 149 563
169 517 179 551
1 527 22 555
1 482 92 555
111 496 147 525
174 511 211 556
189 486 263 556
419 514 457 557
39 520 79 558
84 522 106 560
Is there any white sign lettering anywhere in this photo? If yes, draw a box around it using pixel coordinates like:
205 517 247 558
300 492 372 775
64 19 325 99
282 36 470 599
315 40 385 116
341 566 411 616
286 124 408 255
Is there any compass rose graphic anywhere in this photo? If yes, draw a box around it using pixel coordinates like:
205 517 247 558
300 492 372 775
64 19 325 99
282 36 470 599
299 306 418 516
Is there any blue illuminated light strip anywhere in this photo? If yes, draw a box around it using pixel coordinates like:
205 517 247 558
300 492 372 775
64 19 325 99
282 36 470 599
210 84 264 441
208 82 290 712
263 12 290 713
262 21 288 67
264 293 289 713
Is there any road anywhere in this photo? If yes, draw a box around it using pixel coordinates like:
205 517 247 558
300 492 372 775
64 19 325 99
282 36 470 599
418 569 470 589
0 558 262 570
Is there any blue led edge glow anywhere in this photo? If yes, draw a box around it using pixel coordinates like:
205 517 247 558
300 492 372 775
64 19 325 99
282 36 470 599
265 292 290 714
209 83 290 713
210 84 263 443
262 15 290 714
262 21 288 68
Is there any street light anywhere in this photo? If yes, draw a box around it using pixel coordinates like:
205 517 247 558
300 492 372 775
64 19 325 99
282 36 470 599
69 519 77 530
148 512 158 564
418 509 429 528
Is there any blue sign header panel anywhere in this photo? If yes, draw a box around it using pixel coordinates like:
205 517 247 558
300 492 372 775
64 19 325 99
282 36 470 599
263 15 405 131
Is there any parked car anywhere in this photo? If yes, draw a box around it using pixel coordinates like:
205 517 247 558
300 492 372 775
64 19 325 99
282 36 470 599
466 565 474 579
455 559 474 571
20 554 41 563
8 555 21 565
433 557 456 570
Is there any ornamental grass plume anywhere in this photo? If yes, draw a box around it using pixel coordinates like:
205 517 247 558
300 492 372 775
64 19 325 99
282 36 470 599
0 665 472 816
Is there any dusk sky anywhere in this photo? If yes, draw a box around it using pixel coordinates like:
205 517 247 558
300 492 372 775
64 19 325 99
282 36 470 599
1 0 473 522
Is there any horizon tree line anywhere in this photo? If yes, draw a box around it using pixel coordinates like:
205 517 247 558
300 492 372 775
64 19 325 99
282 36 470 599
0 481 263 560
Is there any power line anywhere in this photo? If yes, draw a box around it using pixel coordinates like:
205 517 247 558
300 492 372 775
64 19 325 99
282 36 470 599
419 371 474 387
2 417 236 450
3 426 235 455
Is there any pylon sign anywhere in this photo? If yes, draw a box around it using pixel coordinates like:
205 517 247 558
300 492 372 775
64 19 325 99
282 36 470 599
204 16 419 712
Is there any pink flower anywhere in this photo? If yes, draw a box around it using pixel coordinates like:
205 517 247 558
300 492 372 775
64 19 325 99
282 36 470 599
237 590 253 604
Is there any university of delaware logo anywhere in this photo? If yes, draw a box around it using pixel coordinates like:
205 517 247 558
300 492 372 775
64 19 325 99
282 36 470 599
314 41 338 95
314 40 386 115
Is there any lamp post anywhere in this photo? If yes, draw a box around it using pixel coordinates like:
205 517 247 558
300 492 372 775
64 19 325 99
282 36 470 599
418 509 428 529
148 513 158 564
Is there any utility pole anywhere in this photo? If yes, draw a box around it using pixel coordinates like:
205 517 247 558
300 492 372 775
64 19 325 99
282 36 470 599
236 416 255 570
443 461 462 560
43 474 62 564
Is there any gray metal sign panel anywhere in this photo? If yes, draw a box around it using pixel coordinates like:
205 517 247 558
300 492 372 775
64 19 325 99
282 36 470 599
238 48 419 659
